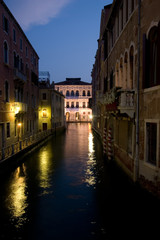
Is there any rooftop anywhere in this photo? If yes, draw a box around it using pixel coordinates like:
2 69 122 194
55 78 91 86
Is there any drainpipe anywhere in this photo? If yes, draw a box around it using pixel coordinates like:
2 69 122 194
134 0 141 182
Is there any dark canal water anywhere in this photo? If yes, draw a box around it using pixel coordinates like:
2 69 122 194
0 123 159 240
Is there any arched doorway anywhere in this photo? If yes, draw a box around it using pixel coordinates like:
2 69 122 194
66 112 70 121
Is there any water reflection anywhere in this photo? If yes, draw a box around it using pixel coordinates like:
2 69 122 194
5 164 28 228
38 147 53 194
85 125 96 187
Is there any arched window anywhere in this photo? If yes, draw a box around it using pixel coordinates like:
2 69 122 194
13 51 17 68
66 90 70 96
87 90 90 96
129 46 134 89
120 58 123 87
124 52 128 89
4 41 8 64
82 90 86 96
115 61 119 87
76 90 79 96
71 90 74 96
143 22 160 88
5 81 9 102
110 70 113 89
146 26 159 87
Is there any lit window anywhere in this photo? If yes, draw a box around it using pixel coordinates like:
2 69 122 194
42 109 47 117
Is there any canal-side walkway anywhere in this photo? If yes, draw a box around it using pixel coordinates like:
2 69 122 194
0 127 65 173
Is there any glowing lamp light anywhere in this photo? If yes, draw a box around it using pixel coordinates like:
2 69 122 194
18 123 22 127
15 106 20 114
89 115 93 120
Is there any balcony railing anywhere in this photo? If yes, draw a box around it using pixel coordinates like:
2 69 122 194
117 89 135 118
14 69 27 82
13 102 28 114
66 96 91 99
97 87 119 105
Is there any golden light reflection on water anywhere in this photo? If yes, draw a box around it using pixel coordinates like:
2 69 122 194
85 127 96 187
5 164 28 227
39 148 52 191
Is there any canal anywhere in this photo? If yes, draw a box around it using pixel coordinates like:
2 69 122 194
0 123 159 240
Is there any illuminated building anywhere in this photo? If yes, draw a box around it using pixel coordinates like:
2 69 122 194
38 75 65 131
55 78 92 122
92 0 160 196
0 1 39 151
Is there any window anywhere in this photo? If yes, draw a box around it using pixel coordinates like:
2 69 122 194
71 102 74 108
71 90 74 96
15 120 17 136
87 90 91 96
43 123 47 131
3 16 9 33
42 93 47 100
83 102 86 108
26 46 28 57
104 77 108 93
16 55 20 69
129 46 134 89
6 123 10 138
27 120 29 132
4 41 8 64
14 52 17 68
13 29 16 42
131 0 134 13
30 120 32 132
110 70 113 89
126 0 128 22
76 90 79 96
5 81 9 102
83 90 86 96
145 122 158 166
120 3 123 31
143 24 160 88
76 102 79 108
20 38 23 51
20 58 23 72
104 31 108 60
66 90 70 96
66 102 69 108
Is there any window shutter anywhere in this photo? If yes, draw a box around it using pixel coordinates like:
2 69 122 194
157 22 160 85
142 34 149 88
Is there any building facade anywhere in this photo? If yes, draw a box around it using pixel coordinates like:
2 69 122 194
38 76 65 132
92 0 160 196
55 78 92 122
0 1 39 157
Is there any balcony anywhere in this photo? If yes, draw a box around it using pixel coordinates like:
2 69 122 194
117 89 135 118
14 69 27 83
65 96 91 99
13 102 28 114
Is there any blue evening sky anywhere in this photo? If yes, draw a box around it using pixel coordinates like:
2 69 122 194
4 0 112 83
